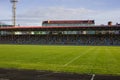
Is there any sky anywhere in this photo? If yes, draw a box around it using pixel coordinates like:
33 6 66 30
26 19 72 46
0 0 120 26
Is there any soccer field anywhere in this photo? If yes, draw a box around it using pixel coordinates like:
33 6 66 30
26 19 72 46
0 45 120 75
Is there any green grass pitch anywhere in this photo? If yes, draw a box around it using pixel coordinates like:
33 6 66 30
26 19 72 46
0 45 120 75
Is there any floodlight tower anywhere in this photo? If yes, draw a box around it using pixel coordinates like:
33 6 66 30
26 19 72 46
10 0 18 26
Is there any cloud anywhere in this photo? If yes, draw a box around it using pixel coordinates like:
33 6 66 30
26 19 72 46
18 7 94 18
17 7 120 26
17 7 96 25
92 10 120 25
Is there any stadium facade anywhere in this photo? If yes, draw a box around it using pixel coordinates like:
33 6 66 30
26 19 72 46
0 20 120 45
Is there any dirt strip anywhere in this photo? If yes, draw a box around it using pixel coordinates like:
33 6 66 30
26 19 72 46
0 68 120 80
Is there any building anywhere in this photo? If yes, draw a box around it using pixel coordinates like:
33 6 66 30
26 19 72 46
0 22 13 27
42 20 95 34
0 20 119 45
42 20 95 27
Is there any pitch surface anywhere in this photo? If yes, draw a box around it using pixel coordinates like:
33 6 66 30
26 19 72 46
0 45 120 75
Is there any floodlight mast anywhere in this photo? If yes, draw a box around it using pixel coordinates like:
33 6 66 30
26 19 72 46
10 0 18 27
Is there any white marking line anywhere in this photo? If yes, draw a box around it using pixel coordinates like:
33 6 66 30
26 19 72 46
63 47 94 67
91 74 95 80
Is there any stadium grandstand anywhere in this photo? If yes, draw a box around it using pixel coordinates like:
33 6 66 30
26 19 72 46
0 20 120 45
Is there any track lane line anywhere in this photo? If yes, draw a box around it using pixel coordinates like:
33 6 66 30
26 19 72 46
90 74 95 80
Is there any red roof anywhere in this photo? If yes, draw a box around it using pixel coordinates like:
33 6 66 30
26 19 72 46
0 25 119 31
42 20 95 24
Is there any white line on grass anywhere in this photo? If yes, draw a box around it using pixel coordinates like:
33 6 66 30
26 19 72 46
90 74 95 80
63 47 94 67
